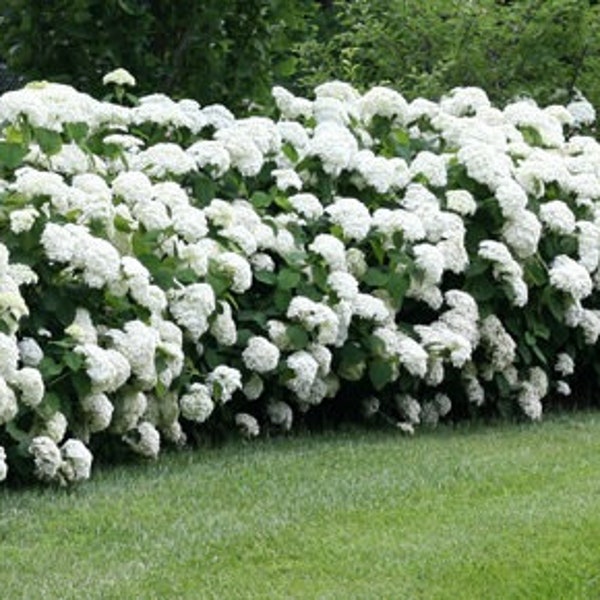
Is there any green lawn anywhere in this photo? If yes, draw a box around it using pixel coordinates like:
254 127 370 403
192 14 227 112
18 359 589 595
2 413 600 599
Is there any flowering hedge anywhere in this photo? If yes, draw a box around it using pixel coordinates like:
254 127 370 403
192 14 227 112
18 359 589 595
0 70 598 484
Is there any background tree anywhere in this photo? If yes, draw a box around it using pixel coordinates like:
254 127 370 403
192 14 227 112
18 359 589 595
0 0 316 109
293 0 600 111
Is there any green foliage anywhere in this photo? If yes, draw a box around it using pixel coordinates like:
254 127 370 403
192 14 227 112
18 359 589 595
294 0 600 112
0 0 317 110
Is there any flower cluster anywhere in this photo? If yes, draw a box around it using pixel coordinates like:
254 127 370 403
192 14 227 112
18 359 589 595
0 71 598 484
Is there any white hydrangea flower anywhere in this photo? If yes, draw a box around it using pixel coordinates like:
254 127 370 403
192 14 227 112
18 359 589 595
0 377 17 425
287 296 340 345
549 255 593 301
131 142 197 177
272 86 313 120
186 140 231 176
577 221 600 273
351 150 406 193
60 439 93 483
478 240 528 307
168 283 216 340
463 369 485 405
43 411 68 443
112 170 153 205
250 252 275 273
9 208 39 234
124 422 161 459
288 193 324 220
325 197 371 242
445 190 477 216
556 380 572 396
359 86 408 125
415 322 472 368
242 336 281 373
17 337 44 367
210 301 237 346
111 390 147 434
103 67 136 87
11 367 44 407
65 307 98 345
440 86 491 116
352 293 390 324
345 248 368 279
0 333 19 380
212 252 253 293
0 446 7 482
267 319 291 350
214 127 264 177
235 413 260 438
76 344 131 393
285 351 319 401
539 200 576 235
518 381 543 421
272 168 302 191
409 151 447 187
396 394 421 425
479 315 517 373
327 271 359 302
206 365 242 403
180 383 214 423
308 234 347 271
566 97 596 127
107 320 160 388
554 353 575 377
80 392 114 433
309 122 358 176
29 436 63 482
267 400 293 431
457 143 513 191
372 208 425 244
502 209 542 259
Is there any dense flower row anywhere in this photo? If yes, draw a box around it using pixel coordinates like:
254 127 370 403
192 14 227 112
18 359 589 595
0 70 597 483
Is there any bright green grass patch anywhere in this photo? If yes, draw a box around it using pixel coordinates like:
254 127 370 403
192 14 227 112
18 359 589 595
2 413 600 599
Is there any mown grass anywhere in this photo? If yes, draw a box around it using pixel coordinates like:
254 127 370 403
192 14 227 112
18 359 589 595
2 412 600 599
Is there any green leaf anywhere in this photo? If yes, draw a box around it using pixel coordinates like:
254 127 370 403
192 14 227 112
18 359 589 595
369 359 394 391
0 142 28 169
64 350 84 372
251 191 272 209
34 127 63 156
39 356 64 378
363 267 389 287
277 268 301 290
255 269 278 285
64 122 89 143
5 420 29 443
286 324 308 350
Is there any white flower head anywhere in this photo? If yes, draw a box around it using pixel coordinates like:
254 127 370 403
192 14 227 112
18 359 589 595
206 366 242 403
18 337 44 367
325 197 371 242
81 392 114 433
242 336 281 374
554 353 575 377
102 68 136 87
29 436 62 482
235 413 260 438
180 383 214 423
124 421 160 459
267 400 293 431
549 255 593 301
60 439 93 483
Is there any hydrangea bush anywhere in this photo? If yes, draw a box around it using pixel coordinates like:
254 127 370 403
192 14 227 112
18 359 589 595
0 71 598 484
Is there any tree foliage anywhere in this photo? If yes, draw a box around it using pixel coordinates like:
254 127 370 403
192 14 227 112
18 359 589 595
293 0 600 110
0 0 316 109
